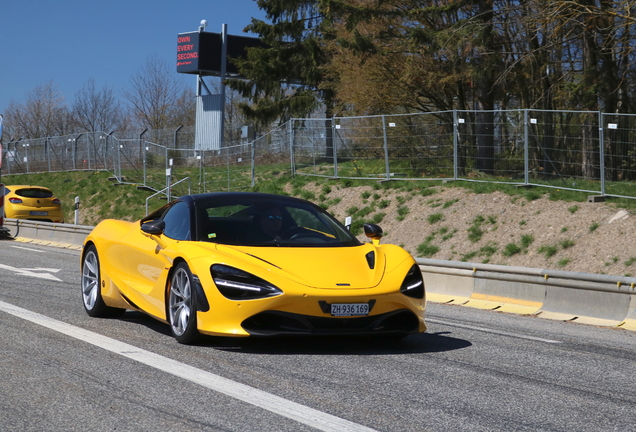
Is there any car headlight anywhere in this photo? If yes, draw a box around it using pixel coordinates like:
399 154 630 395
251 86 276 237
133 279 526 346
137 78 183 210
211 264 283 300
400 264 425 299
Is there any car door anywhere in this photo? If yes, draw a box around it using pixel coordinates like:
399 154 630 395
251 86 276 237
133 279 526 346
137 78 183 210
124 201 192 320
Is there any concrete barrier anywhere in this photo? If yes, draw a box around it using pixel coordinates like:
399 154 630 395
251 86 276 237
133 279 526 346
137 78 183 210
418 258 636 330
2 218 93 248
620 296 636 330
419 265 474 305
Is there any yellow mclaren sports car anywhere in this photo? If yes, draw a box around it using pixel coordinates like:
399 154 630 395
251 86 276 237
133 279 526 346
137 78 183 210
81 192 426 344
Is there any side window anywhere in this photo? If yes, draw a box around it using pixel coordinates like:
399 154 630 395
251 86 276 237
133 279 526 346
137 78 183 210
162 201 191 240
286 207 328 232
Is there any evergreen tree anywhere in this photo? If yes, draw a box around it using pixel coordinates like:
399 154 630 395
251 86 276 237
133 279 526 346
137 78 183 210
228 1 335 123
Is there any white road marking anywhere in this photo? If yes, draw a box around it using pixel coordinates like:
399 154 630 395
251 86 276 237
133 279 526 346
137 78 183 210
0 263 62 281
21 267 61 273
0 300 378 432
10 246 45 253
427 318 562 344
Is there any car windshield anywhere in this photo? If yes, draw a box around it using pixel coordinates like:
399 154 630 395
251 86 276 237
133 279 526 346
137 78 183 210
196 196 361 247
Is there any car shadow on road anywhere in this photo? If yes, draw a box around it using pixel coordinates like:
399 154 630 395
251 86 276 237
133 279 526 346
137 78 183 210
204 331 471 355
118 310 173 337
114 311 471 355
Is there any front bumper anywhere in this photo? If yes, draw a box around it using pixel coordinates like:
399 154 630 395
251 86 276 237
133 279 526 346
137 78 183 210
241 309 422 336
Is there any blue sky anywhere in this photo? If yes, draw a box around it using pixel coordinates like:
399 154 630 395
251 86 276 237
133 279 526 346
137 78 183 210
0 0 267 113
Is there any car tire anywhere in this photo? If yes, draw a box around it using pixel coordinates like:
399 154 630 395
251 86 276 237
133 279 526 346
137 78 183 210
168 262 200 344
81 245 125 317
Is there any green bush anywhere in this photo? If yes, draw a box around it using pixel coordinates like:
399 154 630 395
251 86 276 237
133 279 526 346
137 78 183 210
371 212 386 224
443 199 459 209
503 243 522 256
416 241 439 257
396 205 410 221
520 234 534 248
624 257 636 266
539 244 558 258
378 199 391 209
427 213 444 224
468 225 484 243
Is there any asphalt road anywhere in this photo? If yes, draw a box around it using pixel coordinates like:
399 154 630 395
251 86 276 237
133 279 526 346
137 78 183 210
1 239 635 432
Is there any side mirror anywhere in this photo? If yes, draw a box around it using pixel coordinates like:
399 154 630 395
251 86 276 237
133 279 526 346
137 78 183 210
141 220 165 235
363 223 383 241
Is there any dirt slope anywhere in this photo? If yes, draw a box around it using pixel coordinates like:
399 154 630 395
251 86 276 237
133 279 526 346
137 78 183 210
305 183 635 277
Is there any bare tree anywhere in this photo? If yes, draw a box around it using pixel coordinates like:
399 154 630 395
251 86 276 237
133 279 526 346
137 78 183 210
122 55 194 131
3 81 70 139
72 79 123 133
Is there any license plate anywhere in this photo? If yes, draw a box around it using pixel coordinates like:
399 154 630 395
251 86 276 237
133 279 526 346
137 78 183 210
331 303 369 316
30 211 48 216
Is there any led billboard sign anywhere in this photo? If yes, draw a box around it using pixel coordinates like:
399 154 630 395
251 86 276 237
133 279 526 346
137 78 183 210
176 31 265 77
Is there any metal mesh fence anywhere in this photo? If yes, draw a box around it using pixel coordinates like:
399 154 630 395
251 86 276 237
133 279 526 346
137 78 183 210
602 113 636 198
3 110 636 200
456 110 525 181
524 110 602 193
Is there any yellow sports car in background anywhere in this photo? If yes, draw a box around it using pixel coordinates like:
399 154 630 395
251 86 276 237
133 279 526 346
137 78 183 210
81 192 426 344
3 185 64 223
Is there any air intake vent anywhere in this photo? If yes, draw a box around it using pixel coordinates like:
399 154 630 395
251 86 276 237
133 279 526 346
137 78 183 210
365 251 375 269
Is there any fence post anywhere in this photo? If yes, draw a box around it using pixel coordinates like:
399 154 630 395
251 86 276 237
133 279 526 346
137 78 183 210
140 129 148 187
87 134 91 171
46 137 51 172
289 119 295 177
5 139 13 174
174 125 183 149
524 109 529 185
72 135 76 171
382 115 391 180
199 149 204 193
251 141 256 188
166 147 171 200
117 136 122 181
453 110 459 180
333 119 338 178
203 150 207 193
599 111 605 195
227 147 231 191
73 133 83 171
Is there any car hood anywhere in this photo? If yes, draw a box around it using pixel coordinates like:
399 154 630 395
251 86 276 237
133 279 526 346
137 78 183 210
215 243 385 289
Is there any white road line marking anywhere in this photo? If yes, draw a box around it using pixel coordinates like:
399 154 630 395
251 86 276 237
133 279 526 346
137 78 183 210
10 246 45 253
0 300 378 432
427 318 562 344
21 268 61 273
0 264 62 281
